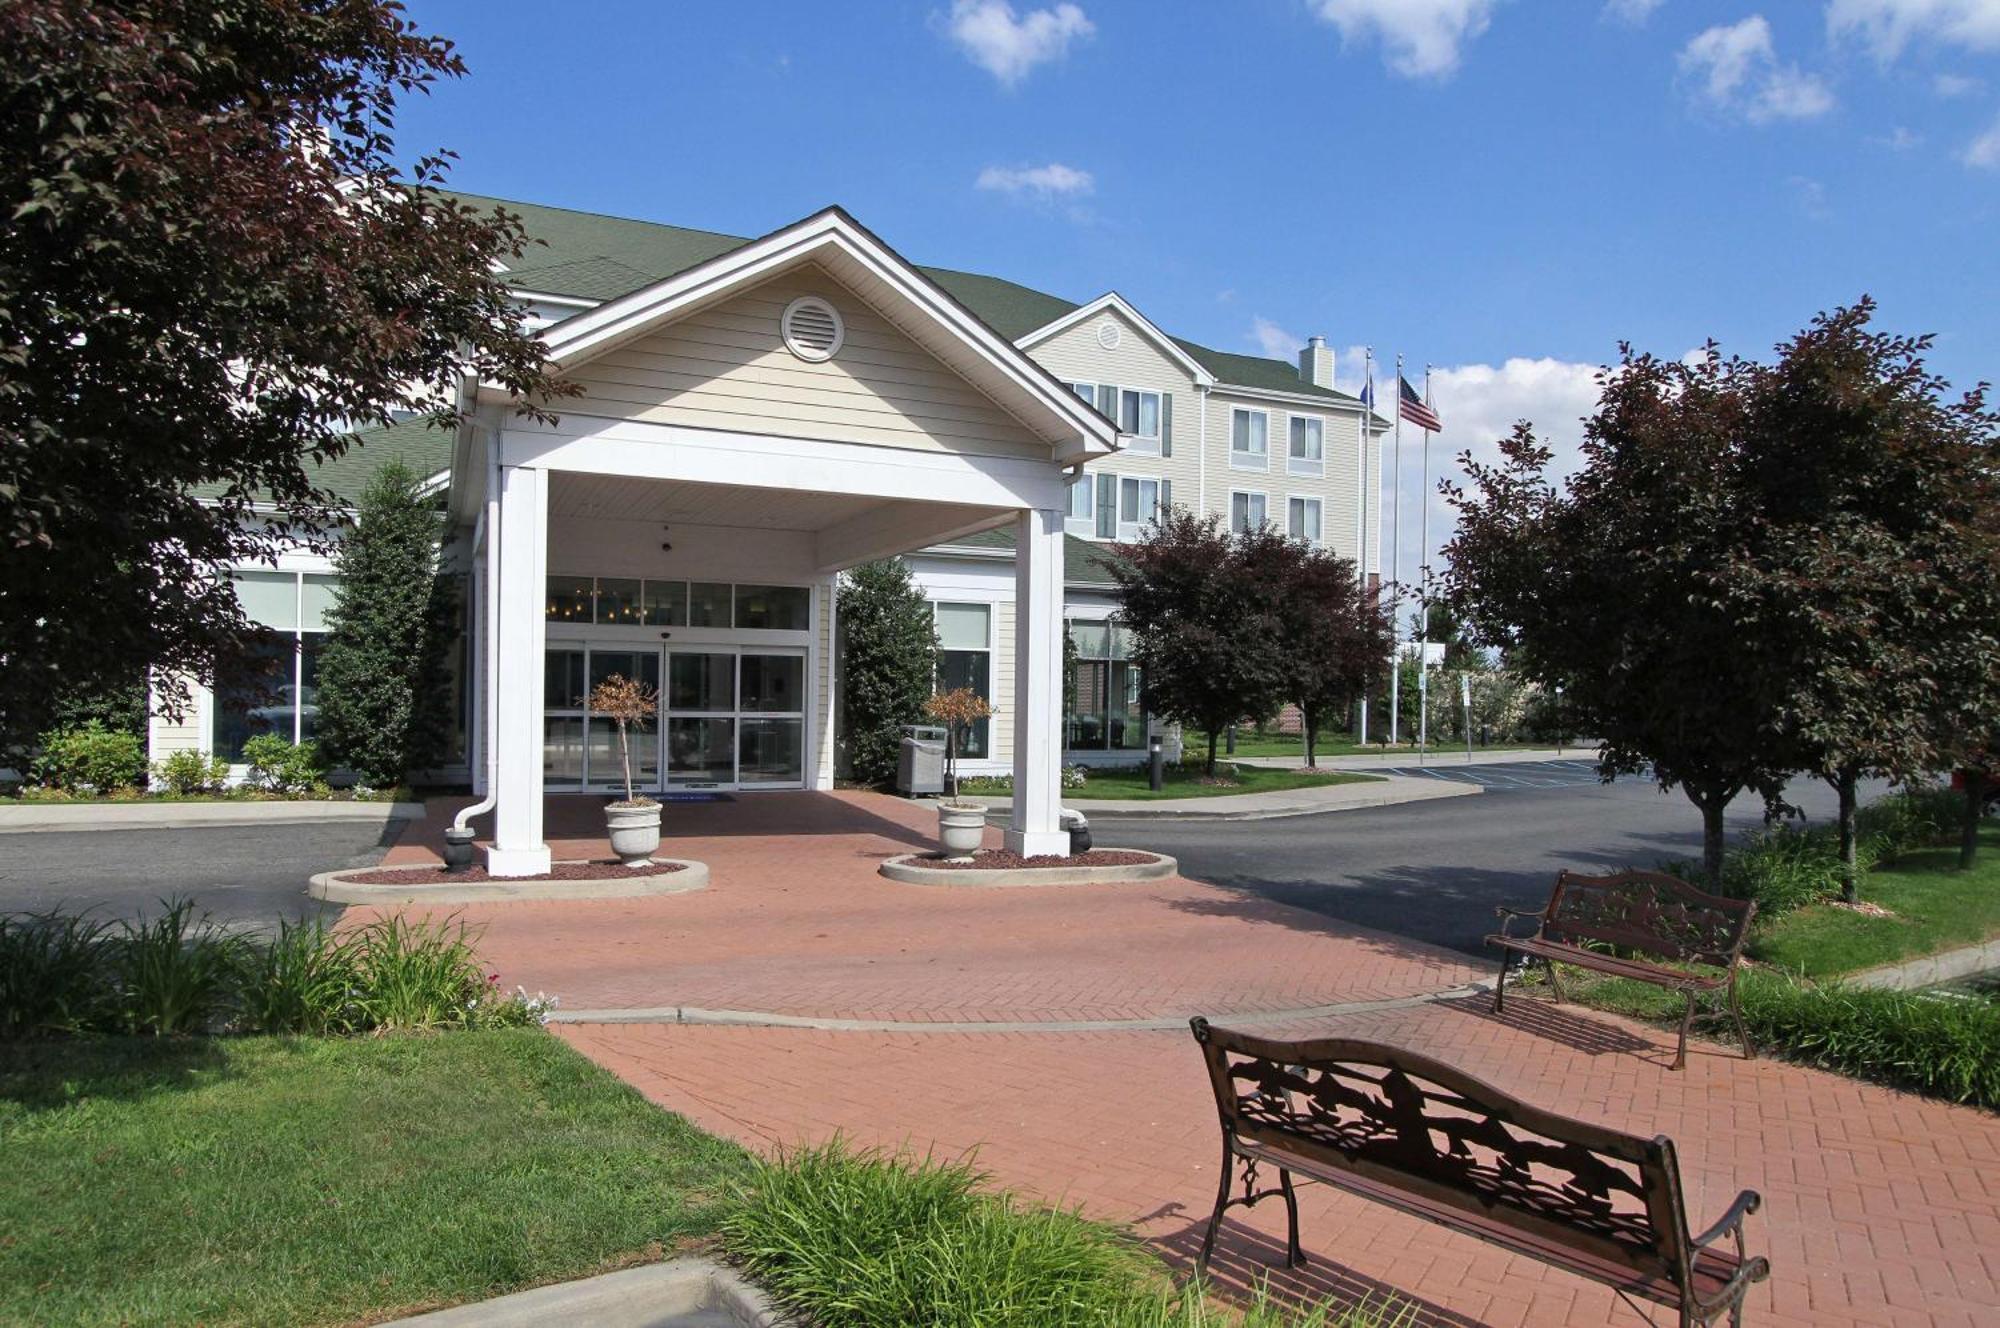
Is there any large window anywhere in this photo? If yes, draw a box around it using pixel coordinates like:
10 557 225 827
1116 476 1165 541
1067 620 1145 752
1118 388 1162 454
211 570 337 761
1230 408 1268 470
1288 415 1325 476
933 601 992 759
1288 495 1323 546
1065 473 1095 537
1229 491 1268 535
547 577 809 631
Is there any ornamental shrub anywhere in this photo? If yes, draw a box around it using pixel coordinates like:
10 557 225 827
314 460 456 786
33 721 147 793
241 735 325 795
152 749 230 796
837 559 937 787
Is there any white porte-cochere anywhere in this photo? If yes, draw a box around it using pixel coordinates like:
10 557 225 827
461 206 1118 875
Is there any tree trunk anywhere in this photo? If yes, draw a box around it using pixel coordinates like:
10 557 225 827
1685 786 1731 894
1962 768 1986 870
1205 728 1218 778
1302 712 1318 768
1832 768 1859 904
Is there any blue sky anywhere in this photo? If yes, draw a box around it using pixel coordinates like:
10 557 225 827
396 0 1997 578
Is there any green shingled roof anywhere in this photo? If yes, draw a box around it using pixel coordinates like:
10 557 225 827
449 190 1358 405
311 416 455 505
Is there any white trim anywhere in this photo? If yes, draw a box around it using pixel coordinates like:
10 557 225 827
1017 292 1218 387
1218 381 1385 419
1228 488 1269 535
1228 407 1269 472
519 208 1117 461
1285 412 1326 478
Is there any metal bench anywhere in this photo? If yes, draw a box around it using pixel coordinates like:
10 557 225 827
1489 869 1756 1070
1189 1019 1770 1326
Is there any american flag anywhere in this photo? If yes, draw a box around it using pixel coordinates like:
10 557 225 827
1399 375 1442 432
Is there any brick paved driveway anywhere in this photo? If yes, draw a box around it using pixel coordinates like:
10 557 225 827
374 791 2000 1327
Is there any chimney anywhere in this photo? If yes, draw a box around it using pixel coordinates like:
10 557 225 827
1298 335 1334 389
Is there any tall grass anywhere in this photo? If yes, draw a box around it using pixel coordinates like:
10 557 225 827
0 900 546 1039
0 910 114 1038
723 1140 1408 1328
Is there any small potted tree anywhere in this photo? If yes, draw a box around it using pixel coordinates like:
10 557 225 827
925 686 993 859
588 673 662 867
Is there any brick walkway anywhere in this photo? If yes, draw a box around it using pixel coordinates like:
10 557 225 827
373 791 2000 1327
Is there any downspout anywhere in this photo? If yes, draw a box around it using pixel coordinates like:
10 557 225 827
450 440 501 843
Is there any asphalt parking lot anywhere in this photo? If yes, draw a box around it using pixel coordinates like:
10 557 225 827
1368 758 1615 788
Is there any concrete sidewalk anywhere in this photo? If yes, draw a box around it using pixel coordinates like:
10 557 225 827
967 771 1478 820
0 798 425 833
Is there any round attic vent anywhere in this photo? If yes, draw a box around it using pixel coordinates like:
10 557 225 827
1097 321 1122 350
782 296 844 362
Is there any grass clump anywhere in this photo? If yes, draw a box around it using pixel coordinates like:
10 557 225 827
0 899 554 1039
723 1139 1407 1328
1567 968 2000 1109
0 1030 748 1326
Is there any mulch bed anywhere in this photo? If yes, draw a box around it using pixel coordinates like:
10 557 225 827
339 860 687 886
918 849 1160 871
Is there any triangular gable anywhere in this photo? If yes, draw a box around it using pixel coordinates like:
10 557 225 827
1016 292 1217 387
520 207 1119 464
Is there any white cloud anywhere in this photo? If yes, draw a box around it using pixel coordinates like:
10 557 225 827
1934 71 1983 96
1304 0 1499 79
974 162 1095 200
1357 357 1603 596
943 0 1094 86
1788 174 1832 218
1868 124 1925 148
1604 0 1666 24
1250 316 1306 361
1678 16 1835 123
1828 0 2000 61
1965 111 2000 167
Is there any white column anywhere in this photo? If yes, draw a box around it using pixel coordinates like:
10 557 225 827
1007 506 1068 857
487 462 551 877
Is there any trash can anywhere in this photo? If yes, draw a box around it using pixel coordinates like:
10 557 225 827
897 725 947 795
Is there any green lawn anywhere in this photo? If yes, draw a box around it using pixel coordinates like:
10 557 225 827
0 1030 747 1327
1748 824 2000 979
1067 765 1383 801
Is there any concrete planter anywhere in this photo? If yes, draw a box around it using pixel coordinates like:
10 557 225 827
605 800 662 866
936 801 987 858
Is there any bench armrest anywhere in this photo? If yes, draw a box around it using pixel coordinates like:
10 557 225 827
1690 1189 1761 1250
1492 906 1545 940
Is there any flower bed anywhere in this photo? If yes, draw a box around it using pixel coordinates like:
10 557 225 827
340 858 688 886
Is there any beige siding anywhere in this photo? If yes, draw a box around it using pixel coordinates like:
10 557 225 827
1207 389 1375 567
990 599 1016 769
147 675 207 761
1024 309 1202 525
566 265 1050 459
815 580 836 787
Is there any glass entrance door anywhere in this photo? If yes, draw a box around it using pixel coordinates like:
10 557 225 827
544 645 662 792
663 649 807 788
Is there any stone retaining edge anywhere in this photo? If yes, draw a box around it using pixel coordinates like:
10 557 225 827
309 859 709 905
381 1255 786 1327
877 850 1177 887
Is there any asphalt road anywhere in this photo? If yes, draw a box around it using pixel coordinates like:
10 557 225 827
1102 764 1870 957
0 821 397 932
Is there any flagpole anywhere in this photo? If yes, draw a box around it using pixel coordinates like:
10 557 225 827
1418 365 1434 756
1357 347 1372 747
1388 352 1403 747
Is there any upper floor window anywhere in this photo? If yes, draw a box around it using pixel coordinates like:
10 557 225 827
1230 490 1268 534
1065 473 1095 538
1118 389 1162 454
1288 496 1323 546
1230 408 1268 470
1117 476 1161 541
1288 416 1324 476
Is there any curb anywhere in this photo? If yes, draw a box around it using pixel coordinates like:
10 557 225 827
1843 936 2000 992
382 1256 786 1326
548 983 1492 1033
0 799 427 834
878 850 1177 887
969 778 1478 822
309 859 709 905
